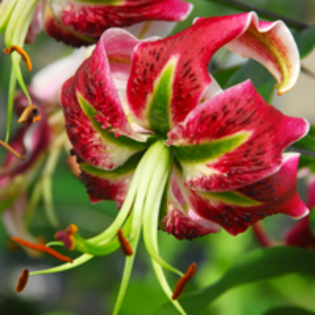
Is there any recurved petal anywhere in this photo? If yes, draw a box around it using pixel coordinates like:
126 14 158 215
44 0 192 46
42 1 95 47
168 80 309 192
128 12 296 134
221 12 300 95
186 153 309 236
61 29 148 170
30 47 91 104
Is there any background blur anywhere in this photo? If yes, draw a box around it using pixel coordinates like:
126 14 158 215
0 1 315 314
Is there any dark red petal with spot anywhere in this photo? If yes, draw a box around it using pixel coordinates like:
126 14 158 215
80 168 133 210
44 0 192 46
168 81 309 192
61 29 145 170
187 154 309 235
127 12 299 130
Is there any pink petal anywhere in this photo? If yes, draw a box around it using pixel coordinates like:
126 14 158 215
0 96 50 182
167 80 309 192
44 0 192 46
187 154 309 236
128 12 296 133
61 29 147 170
223 12 300 95
42 3 94 46
30 47 90 104
2 194 42 257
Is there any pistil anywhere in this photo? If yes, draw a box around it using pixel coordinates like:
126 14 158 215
12 237 73 263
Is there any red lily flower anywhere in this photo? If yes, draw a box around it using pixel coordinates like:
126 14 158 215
20 12 309 314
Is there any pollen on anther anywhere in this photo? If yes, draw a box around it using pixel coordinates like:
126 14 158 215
117 229 133 256
172 262 197 300
15 269 29 293
4 45 32 71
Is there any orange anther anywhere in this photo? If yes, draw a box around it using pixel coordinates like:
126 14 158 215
0 140 25 160
4 45 32 71
117 229 133 256
15 269 29 293
172 262 197 300
17 105 41 124
12 237 73 263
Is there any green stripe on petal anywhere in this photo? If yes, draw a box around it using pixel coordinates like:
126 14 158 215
200 190 262 207
147 57 177 135
173 132 251 163
80 152 143 178
77 92 147 151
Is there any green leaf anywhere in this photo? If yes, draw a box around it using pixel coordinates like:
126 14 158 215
212 65 240 88
299 155 315 172
292 135 315 152
226 59 275 102
263 306 315 315
294 25 315 59
156 247 315 315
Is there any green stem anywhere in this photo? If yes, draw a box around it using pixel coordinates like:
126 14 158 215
205 0 309 30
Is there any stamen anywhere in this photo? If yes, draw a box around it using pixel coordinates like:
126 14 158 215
17 105 41 123
15 269 29 293
0 140 25 160
172 262 197 300
55 224 78 250
117 229 133 256
12 237 73 263
4 45 32 71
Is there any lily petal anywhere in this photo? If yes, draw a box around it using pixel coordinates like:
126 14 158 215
167 80 309 192
61 29 149 170
43 0 192 46
30 47 91 104
79 152 142 208
161 175 221 240
128 12 297 133
222 12 300 95
186 153 309 235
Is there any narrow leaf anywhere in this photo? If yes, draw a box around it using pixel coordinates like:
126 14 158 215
226 59 275 102
294 25 315 59
156 247 315 314
263 306 315 315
